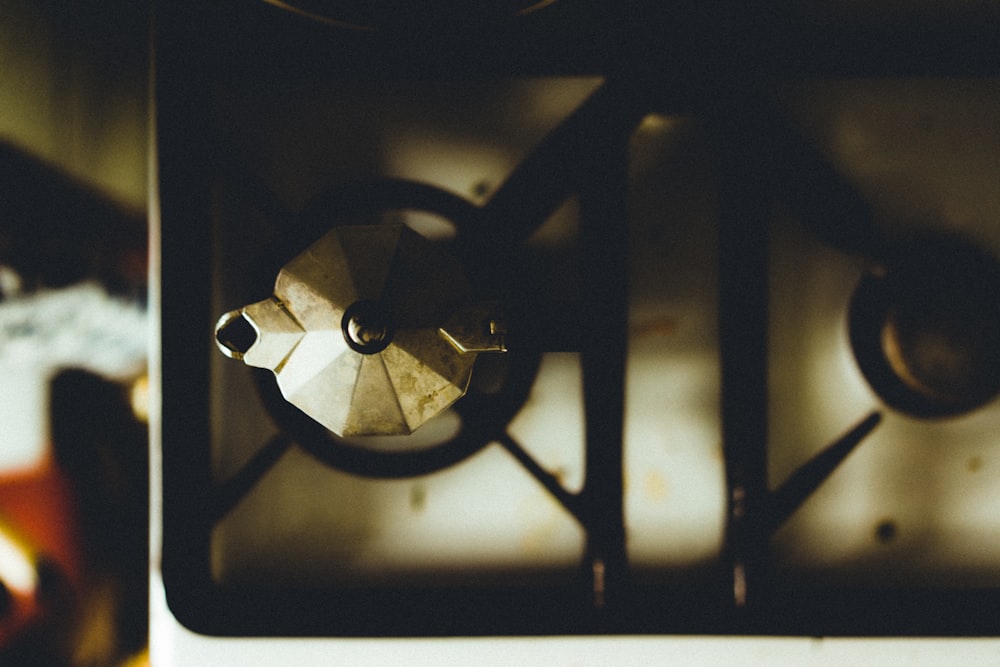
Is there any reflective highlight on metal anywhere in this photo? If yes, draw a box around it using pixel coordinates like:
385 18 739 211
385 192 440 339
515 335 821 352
439 302 507 354
215 223 506 436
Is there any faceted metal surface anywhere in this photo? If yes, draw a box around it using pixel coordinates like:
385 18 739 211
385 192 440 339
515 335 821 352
215 223 494 436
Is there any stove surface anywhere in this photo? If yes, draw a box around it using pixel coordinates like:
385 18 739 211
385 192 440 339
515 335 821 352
156 1 1000 637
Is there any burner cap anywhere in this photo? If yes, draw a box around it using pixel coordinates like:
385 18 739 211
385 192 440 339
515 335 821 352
849 234 1000 418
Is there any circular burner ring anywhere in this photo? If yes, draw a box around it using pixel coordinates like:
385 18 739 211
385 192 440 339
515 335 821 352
849 233 1000 419
250 179 543 478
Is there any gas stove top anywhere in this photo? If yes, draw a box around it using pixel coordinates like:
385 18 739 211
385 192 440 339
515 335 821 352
155 1 1000 637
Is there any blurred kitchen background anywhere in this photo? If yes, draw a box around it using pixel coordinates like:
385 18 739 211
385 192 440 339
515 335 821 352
0 0 150 665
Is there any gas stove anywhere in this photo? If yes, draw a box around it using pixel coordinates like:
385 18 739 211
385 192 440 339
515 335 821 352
155 1 1000 638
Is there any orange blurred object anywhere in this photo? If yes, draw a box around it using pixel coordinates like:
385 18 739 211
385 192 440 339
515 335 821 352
0 452 83 647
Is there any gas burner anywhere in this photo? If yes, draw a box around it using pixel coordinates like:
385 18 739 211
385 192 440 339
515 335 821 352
850 234 1000 418
215 179 541 475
